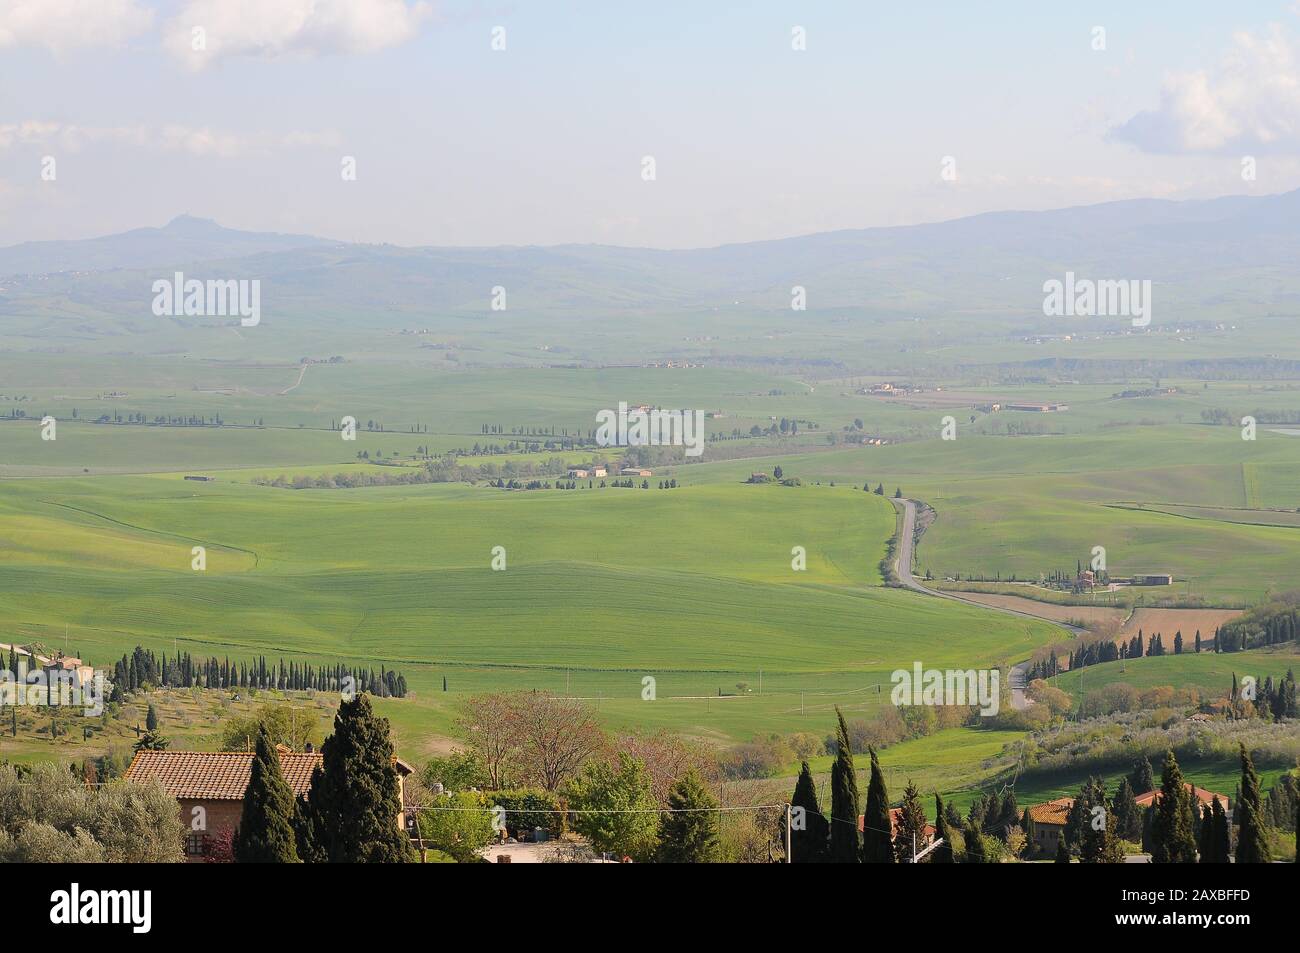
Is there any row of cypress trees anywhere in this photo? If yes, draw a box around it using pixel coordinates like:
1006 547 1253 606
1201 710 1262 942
788 710 1297 864
106 646 408 698
790 708 932 863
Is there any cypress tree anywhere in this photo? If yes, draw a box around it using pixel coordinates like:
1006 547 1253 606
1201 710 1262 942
1235 744 1271 863
892 780 926 863
1197 803 1213 863
1113 778 1141 842
861 747 894 863
145 704 159 731
1129 755 1154 795
300 694 413 863
655 770 719 863
1210 796 1231 863
962 820 986 863
1054 836 1070 863
233 726 299 863
1077 776 1122 863
1150 750 1197 863
931 793 955 863
789 761 829 863
1020 807 1037 856
997 790 1019 842
828 708 860 862
292 794 322 862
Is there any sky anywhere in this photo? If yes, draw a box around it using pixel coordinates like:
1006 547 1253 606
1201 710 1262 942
4 0 1300 249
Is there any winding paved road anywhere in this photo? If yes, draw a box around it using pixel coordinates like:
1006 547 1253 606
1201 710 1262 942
890 498 1083 711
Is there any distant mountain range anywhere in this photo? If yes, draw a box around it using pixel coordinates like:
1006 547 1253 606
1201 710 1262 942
4 191 1300 319
0 215 334 276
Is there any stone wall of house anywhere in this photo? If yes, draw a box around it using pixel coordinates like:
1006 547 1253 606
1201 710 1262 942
179 798 243 863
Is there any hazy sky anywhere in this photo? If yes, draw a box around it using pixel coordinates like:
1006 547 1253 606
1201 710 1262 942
5 0 1300 248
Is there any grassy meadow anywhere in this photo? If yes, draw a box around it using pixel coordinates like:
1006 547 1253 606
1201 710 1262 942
1 359 1296 776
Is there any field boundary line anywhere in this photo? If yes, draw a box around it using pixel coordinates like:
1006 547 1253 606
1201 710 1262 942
36 498 261 567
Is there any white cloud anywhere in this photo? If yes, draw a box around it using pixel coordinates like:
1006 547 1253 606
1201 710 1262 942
0 121 340 157
0 0 152 53
164 0 432 68
1113 24 1300 154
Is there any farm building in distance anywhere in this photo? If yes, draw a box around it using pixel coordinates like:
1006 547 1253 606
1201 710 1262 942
620 467 652 477
1005 402 1069 412
1026 797 1073 857
1132 573 1173 586
183 475 213 482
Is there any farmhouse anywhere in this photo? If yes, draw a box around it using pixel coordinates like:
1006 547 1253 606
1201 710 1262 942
1026 797 1073 857
41 653 96 691
568 468 590 479
853 809 935 855
125 746 413 861
620 467 652 477
1134 783 1229 814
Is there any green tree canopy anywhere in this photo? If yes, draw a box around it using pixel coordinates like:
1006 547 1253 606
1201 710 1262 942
233 725 299 863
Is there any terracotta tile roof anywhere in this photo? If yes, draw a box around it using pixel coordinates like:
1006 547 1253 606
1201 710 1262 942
855 808 935 839
1134 783 1228 810
1027 797 1074 826
125 748 322 801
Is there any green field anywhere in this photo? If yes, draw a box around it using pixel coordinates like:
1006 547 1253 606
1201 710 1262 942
0 472 1062 753
1 358 1297 768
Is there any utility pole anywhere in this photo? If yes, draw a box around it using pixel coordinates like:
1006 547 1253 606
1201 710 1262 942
785 803 792 863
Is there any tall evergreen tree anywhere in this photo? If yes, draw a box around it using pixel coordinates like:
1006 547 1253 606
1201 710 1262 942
931 793 955 863
299 694 413 863
789 761 829 863
1235 744 1271 863
828 708 860 863
961 820 986 863
861 747 893 863
1112 778 1142 843
232 726 299 863
1078 776 1123 863
292 794 321 862
1054 836 1070 863
892 780 926 862
145 704 159 731
1197 803 1213 863
1129 755 1155 795
1210 796 1231 863
1020 807 1037 856
655 770 719 863
1150 750 1197 863
997 790 1019 842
